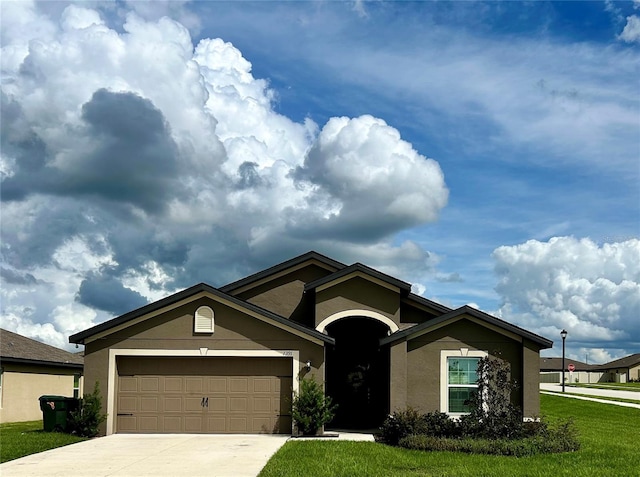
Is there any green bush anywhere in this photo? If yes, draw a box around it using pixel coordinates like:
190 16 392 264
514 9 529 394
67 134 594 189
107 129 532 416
291 377 337 436
422 411 460 438
398 418 580 456
460 354 525 440
67 381 107 438
378 408 428 445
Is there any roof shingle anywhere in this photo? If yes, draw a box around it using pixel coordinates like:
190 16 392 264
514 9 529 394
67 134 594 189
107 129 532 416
0 329 83 367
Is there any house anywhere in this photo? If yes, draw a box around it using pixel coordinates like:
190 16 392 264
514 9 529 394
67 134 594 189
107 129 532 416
0 328 84 423
594 353 640 383
539 357 603 384
69 251 552 435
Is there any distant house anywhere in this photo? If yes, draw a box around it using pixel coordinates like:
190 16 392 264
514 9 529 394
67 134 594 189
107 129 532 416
540 353 640 384
539 357 602 384
594 353 640 383
0 329 84 423
70 251 552 436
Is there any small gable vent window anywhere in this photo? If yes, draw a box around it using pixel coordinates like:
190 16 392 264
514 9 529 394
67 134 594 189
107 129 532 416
194 306 215 333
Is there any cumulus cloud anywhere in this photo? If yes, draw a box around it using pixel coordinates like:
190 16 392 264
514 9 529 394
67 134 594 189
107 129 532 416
0 2 447 348
619 15 640 43
493 237 640 355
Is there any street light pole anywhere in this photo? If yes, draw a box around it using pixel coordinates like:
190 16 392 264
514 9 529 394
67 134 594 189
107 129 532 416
561 329 567 392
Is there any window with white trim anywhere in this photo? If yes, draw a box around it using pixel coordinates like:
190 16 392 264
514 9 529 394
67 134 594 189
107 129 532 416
73 374 81 399
194 306 215 333
440 350 487 415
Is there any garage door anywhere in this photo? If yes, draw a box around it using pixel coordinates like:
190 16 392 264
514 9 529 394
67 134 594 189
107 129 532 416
116 357 292 434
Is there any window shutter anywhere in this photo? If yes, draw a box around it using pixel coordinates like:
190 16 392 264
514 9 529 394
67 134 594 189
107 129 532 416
194 306 214 333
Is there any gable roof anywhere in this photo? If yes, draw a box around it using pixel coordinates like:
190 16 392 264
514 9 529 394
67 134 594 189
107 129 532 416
380 305 553 349
69 283 335 346
403 293 453 315
540 357 595 371
0 328 83 368
220 251 346 294
304 262 412 294
594 353 640 371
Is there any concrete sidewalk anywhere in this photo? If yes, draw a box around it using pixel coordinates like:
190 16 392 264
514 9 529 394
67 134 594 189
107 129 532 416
540 383 640 409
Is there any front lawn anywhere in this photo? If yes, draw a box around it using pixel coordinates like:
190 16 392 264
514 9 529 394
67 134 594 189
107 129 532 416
0 420 87 463
568 382 640 392
259 394 639 477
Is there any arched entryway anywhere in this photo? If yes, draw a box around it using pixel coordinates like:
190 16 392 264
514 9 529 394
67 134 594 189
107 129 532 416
324 317 390 429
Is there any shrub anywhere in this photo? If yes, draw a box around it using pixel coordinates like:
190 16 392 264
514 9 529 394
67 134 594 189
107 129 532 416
460 353 525 439
398 418 580 456
422 411 459 438
291 377 337 435
378 408 428 445
67 381 107 438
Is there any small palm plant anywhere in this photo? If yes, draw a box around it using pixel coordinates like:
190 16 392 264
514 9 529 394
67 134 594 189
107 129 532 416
291 377 337 436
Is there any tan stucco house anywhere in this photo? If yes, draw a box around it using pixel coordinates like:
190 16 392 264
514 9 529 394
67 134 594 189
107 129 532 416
0 329 83 423
69 251 552 435
594 353 640 383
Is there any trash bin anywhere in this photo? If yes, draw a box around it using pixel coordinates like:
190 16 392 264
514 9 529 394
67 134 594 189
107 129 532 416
39 395 80 432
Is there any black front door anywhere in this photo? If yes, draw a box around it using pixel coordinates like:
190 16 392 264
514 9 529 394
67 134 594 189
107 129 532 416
325 318 390 429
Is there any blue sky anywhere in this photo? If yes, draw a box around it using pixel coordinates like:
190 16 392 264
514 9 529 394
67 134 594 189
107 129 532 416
1 1 638 363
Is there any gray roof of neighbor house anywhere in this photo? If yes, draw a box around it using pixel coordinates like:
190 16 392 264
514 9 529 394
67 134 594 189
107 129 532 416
540 357 595 371
594 353 640 371
68 283 335 346
381 305 553 349
0 328 83 368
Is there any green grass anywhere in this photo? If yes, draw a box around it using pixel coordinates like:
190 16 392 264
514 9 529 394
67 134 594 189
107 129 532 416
542 390 640 405
568 382 640 392
259 395 640 477
0 420 87 463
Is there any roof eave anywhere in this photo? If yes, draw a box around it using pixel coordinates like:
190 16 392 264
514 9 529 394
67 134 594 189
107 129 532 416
0 356 83 369
220 251 346 294
380 305 553 349
69 283 334 346
304 263 412 293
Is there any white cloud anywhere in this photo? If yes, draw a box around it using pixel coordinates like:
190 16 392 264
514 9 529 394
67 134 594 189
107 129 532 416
493 237 640 355
0 4 447 349
619 15 640 43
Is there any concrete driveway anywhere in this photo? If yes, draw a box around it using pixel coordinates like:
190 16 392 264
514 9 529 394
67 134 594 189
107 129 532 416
0 434 290 477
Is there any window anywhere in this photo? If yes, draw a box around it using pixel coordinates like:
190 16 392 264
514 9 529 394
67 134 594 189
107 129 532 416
447 357 479 413
440 350 487 415
73 374 81 399
0 367 3 408
194 306 215 333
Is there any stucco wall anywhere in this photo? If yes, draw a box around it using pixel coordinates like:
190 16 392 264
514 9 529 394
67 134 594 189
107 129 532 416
399 301 442 325
522 340 541 417
0 364 82 423
83 295 325 435
315 277 400 328
234 264 332 326
405 318 524 414
630 364 640 381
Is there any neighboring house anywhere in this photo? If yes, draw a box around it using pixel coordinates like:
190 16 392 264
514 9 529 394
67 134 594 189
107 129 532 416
70 251 552 436
539 357 603 384
594 353 640 383
0 329 84 423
